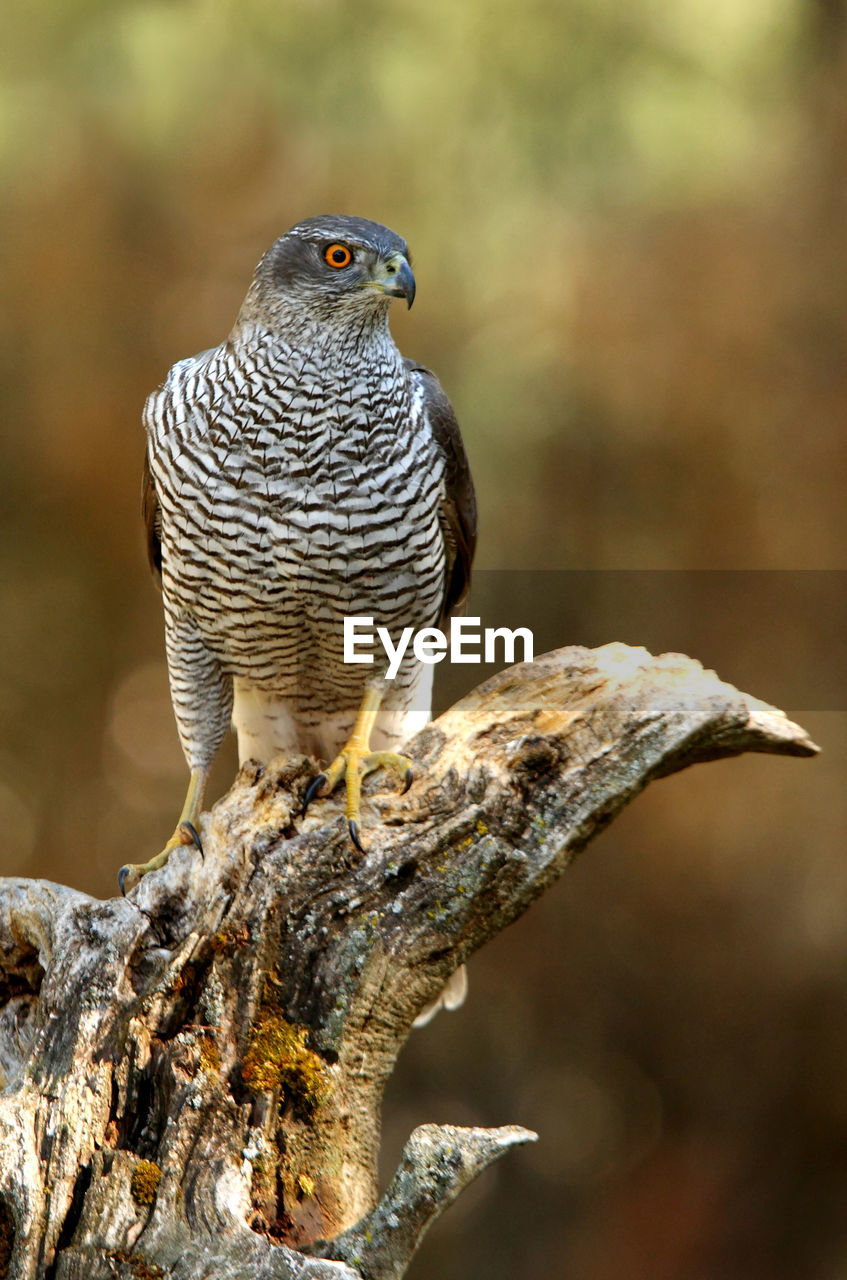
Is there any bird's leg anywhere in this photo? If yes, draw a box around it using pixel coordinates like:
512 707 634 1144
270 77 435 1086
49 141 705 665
303 682 412 852
118 767 208 895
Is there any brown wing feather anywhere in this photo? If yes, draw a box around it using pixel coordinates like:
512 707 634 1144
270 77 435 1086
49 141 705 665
142 449 163 589
405 360 477 626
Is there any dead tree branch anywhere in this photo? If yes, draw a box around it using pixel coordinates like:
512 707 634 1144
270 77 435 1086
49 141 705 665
0 645 817 1280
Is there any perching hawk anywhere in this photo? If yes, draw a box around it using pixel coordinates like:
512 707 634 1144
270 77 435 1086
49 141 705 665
120 217 476 921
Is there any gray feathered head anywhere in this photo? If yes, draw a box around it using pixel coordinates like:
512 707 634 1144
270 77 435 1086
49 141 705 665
241 215 416 330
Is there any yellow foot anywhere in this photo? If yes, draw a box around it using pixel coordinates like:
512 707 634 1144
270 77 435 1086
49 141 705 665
118 768 207 895
303 748 412 851
302 686 412 852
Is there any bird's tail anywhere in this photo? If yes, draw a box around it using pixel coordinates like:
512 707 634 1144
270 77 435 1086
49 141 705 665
412 964 468 1029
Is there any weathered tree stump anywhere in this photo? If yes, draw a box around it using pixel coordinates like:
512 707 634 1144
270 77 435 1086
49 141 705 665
0 645 817 1280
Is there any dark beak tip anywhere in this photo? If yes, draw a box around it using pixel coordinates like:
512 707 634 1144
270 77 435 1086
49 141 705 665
386 259 415 309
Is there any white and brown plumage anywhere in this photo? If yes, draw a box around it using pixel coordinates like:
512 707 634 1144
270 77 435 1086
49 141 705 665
120 216 476 921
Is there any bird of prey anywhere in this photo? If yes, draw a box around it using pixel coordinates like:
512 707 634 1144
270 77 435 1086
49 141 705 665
119 217 477 923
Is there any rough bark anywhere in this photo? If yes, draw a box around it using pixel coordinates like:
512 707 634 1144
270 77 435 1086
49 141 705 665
0 644 817 1280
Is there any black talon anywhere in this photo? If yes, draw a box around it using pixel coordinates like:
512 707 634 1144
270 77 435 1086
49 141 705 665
180 821 204 858
401 767 413 795
348 819 365 854
303 773 328 816
118 866 132 897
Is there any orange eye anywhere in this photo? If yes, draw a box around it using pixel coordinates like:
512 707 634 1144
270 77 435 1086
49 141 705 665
324 243 352 269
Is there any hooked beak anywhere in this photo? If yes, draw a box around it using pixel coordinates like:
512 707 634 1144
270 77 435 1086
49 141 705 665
371 253 416 309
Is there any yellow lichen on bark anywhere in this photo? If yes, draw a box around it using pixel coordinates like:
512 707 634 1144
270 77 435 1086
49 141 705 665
242 990 330 1119
130 1160 162 1207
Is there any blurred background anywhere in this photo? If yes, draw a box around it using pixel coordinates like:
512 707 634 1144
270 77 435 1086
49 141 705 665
2 0 846 1275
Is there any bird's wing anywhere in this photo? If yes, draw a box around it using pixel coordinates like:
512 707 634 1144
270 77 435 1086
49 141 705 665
405 360 477 626
142 348 218 593
142 447 163 589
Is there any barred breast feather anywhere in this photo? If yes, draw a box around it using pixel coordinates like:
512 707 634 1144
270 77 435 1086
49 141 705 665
143 316 474 766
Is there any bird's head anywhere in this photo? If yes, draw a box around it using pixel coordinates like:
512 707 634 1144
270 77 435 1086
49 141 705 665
242 215 416 333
